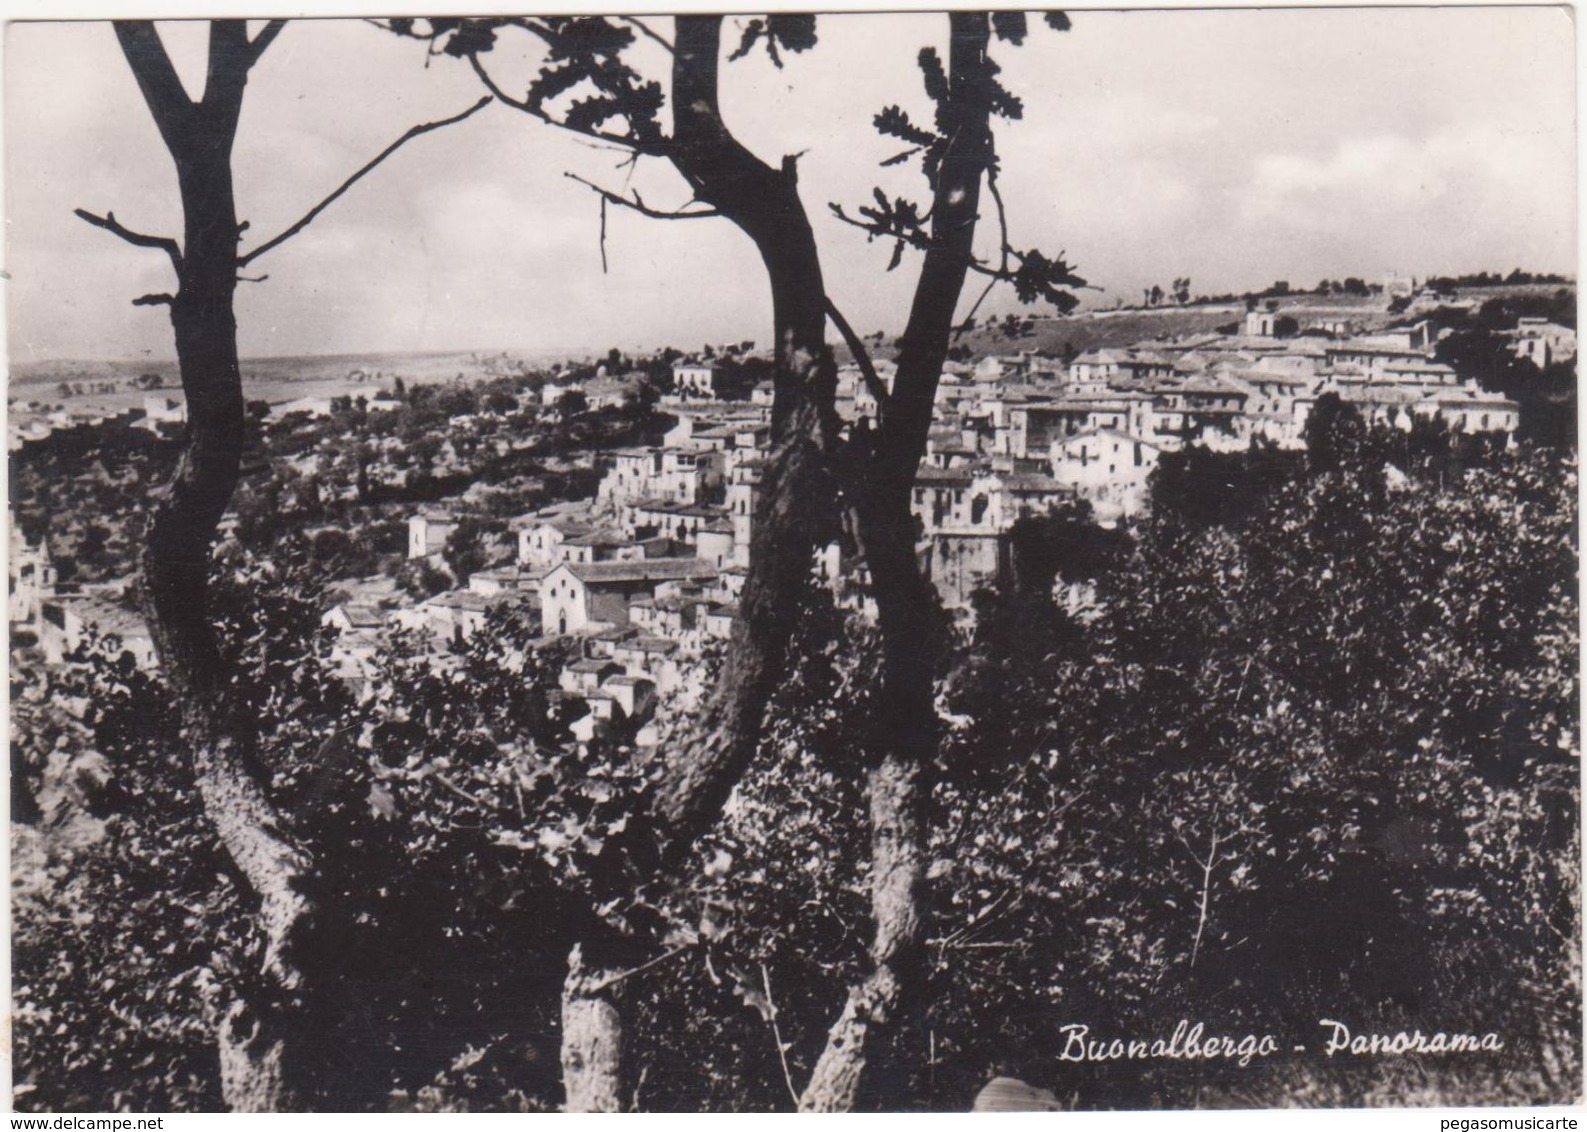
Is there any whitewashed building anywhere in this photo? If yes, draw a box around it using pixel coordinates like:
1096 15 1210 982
539 557 719 637
672 363 720 399
408 511 457 560
1050 429 1164 519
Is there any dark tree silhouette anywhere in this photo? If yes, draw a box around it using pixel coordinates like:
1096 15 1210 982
386 12 1080 1110
379 14 850 1107
813 11 1080 1105
75 20 488 1109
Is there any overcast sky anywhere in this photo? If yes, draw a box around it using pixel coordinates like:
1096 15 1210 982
3 8 1576 363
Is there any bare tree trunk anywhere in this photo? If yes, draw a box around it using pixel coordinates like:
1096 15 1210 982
803 13 998 1108
561 18 845 1103
112 21 310 1111
96 22 492 1109
217 1001 291 1113
799 754 923 1111
649 15 840 844
560 944 627 1112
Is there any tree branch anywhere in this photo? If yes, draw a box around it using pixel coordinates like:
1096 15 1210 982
760 962 802 1109
238 95 494 267
618 16 674 54
111 22 194 154
247 19 287 66
954 174 1011 338
74 208 183 272
829 202 932 254
832 201 1011 289
586 942 694 994
132 293 174 307
954 277 997 340
564 172 721 220
205 20 255 106
363 18 412 38
837 179 1092 326
824 297 890 411
938 887 1012 950
469 52 656 154
431 769 493 813
112 22 192 113
986 173 1012 271
1191 822 1220 969
466 47 529 107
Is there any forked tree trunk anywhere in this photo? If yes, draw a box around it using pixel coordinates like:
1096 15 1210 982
648 15 840 842
802 13 997 1109
576 14 997 1109
560 19 843 1110
111 20 311 1111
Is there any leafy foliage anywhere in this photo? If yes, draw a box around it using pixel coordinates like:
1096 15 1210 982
14 416 1578 1109
728 15 818 68
387 17 665 150
1007 247 1085 311
990 12 1029 45
831 14 1084 316
923 426 1578 1107
12 641 239 1112
1431 298 1577 450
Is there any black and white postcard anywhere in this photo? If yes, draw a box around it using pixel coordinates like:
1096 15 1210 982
5 4 1579 1115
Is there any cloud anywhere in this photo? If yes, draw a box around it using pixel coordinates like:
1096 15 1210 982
1240 125 1574 240
5 13 1575 361
1249 136 1447 209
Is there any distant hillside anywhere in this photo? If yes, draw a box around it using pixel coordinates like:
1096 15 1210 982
7 346 592 392
7 348 585 425
961 306 1243 357
852 283 1575 363
12 282 1570 391
8 357 183 388
1432 282 1574 307
915 299 1355 360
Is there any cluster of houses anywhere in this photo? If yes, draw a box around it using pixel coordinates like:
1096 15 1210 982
1507 316 1578 369
911 307 1524 527
12 300 1552 745
321 394 778 743
9 527 157 673
317 309 1530 741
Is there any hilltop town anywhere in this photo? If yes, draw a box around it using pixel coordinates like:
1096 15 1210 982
10 275 1576 748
